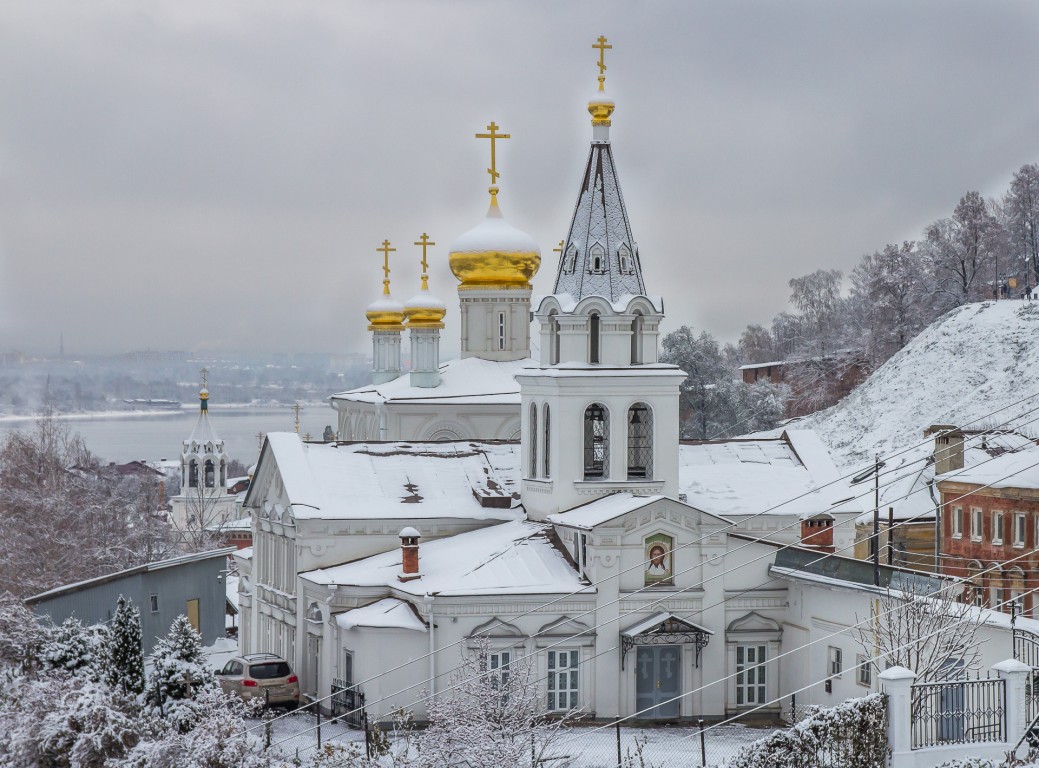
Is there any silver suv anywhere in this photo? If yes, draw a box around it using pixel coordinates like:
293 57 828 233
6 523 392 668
216 652 300 708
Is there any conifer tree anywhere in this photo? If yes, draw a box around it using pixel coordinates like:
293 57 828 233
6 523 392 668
103 595 145 695
42 616 97 676
150 615 215 703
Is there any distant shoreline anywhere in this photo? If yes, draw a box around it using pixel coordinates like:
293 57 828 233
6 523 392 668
0 401 332 424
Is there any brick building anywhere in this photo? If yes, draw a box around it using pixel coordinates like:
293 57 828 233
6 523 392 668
938 445 1039 616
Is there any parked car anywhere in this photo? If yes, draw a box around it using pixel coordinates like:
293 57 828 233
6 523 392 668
215 652 300 708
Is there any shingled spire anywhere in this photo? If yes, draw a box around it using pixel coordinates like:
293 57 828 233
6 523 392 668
552 142 645 303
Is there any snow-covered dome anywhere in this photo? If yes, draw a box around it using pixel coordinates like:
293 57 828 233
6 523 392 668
404 279 447 328
588 79 615 126
449 195 541 290
366 287 406 329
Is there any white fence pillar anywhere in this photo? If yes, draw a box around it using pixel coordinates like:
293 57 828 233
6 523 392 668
879 666 916 768
993 657 1031 754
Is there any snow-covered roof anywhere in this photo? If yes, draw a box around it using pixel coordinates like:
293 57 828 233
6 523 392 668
336 598 427 632
738 360 785 371
514 363 684 380
678 430 864 519
534 292 664 315
330 356 532 406
302 520 590 598
938 443 1039 490
547 493 667 530
185 406 222 451
621 611 713 637
250 433 523 522
798 301 1039 467
449 200 540 255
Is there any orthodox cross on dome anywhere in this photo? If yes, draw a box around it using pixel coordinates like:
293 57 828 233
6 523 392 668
475 121 510 196
593 35 612 88
377 239 396 294
199 367 208 389
553 240 564 255
198 367 209 411
414 233 435 289
293 402 302 434
256 432 265 452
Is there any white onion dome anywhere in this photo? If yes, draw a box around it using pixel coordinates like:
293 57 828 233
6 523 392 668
448 196 541 290
366 284 406 329
404 278 447 328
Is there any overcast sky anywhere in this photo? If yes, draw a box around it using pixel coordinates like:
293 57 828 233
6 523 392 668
2 1 1039 359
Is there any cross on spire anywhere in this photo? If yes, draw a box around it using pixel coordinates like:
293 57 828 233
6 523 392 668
593 35 612 79
293 403 302 434
553 240 564 255
377 239 396 294
200 367 208 389
414 233 435 275
475 121 510 194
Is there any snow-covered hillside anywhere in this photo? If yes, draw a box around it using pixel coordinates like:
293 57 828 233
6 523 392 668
796 301 1039 469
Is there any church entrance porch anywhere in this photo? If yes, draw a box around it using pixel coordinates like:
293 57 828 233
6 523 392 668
635 645 681 718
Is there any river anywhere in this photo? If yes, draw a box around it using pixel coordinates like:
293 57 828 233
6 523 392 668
0 404 338 464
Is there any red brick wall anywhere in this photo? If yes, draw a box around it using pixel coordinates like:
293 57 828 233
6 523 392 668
939 483 1039 616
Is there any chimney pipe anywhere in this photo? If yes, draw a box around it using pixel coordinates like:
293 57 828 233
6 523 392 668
398 527 421 582
800 513 835 553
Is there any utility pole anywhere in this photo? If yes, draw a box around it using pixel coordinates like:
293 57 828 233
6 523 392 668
873 454 881 587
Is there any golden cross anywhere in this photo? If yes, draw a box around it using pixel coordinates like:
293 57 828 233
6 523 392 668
256 432 265 452
293 403 302 434
377 240 396 281
593 35 612 77
414 233 435 275
553 240 564 255
475 121 510 189
199 367 208 389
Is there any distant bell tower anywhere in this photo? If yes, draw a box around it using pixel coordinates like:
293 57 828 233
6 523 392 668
518 37 684 521
169 369 237 541
448 122 541 362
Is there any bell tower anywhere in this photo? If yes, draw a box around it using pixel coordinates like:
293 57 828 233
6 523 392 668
518 37 684 521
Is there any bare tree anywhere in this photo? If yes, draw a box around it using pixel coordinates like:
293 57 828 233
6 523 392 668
854 580 986 684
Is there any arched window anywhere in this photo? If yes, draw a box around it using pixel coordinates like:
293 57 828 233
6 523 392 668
1009 567 1026 613
549 310 560 365
565 245 578 273
619 244 631 273
627 403 653 479
219 459 226 487
584 403 609 479
529 403 538 478
631 311 644 365
589 313 600 364
543 404 551 478
188 460 198 488
590 244 605 273
204 459 215 488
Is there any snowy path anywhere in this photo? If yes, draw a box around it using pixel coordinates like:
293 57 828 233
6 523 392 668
247 711 774 767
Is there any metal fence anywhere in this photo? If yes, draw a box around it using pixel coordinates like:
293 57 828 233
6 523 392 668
330 678 366 728
1015 628 1039 724
910 676 1006 750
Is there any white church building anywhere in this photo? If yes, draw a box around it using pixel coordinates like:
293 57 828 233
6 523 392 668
234 51 1018 724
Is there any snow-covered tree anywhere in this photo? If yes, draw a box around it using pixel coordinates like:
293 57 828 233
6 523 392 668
788 268 847 359
42 616 99 677
1004 162 1039 288
0 592 48 673
102 595 145 695
738 323 775 365
149 615 215 706
853 580 986 684
408 641 575 768
926 191 1001 304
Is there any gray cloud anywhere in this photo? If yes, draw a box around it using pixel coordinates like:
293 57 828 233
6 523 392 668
2 0 1038 358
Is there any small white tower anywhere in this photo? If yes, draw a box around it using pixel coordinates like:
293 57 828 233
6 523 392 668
169 370 238 540
404 233 447 388
367 240 407 385
518 39 684 521
449 121 541 362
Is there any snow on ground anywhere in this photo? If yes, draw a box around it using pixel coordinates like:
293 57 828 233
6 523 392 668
247 711 777 768
202 636 239 672
797 301 1039 469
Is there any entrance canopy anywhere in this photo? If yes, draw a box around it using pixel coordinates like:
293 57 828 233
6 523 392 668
620 611 713 669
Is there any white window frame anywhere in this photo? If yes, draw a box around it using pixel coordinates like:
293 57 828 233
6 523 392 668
497 311 507 351
547 649 579 712
952 506 963 539
488 650 511 689
1014 512 1026 548
993 511 1005 545
971 508 983 542
735 644 767 706
828 646 843 678
856 654 871 687
149 593 159 613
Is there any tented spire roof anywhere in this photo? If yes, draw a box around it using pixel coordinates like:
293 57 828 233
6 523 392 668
552 138 646 303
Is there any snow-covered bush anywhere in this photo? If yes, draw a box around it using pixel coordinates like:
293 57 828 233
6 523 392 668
102 595 145 695
0 671 143 768
0 591 47 673
148 615 216 718
43 616 101 676
728 693 888 768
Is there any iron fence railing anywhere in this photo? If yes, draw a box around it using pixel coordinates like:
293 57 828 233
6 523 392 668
910 676 1005 750
330 679 366 728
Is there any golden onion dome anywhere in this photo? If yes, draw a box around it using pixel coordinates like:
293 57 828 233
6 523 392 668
366 282 406 329
588 77 615 126
404 277 447 328
448 195 541 290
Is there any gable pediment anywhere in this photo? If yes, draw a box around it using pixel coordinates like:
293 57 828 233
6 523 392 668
726 611 782 634
537 615 594 637
470 617 525 638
